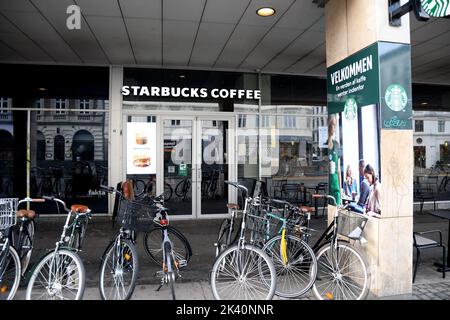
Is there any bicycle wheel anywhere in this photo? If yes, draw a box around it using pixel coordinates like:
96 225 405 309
0 246 21 300
210 244 276 300
16 220 35 274
99 238 139 300
312 241 370 300
143 226 192 266
215 219 231 257
26 249 85 300
164 183 173 201
164 242 176 300
263 234 317 298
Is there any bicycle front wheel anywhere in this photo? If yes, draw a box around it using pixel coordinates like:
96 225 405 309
263 234 317 298
210 245 276 300
164 242 176 300
312 241 370 300
99 238 139 300
144 226 192 267
0 246 21 300
26 249 85 300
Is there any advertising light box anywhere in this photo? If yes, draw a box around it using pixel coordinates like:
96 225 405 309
127 122 157 175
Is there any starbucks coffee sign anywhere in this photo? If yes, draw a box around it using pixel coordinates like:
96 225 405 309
421 0 450 17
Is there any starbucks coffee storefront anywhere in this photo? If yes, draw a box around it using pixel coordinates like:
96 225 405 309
113 67 328 219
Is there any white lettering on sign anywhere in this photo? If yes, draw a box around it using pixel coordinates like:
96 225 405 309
330 55 373 86
121 86 261 100
66 5 81 30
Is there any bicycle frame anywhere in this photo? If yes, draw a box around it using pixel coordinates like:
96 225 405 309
0 236 12 281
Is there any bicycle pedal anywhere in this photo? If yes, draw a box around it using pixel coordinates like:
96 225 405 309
178 259 187 268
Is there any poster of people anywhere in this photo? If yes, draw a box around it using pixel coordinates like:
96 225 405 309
127 122 157 174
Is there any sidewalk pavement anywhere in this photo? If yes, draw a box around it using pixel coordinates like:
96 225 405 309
13 209 449 300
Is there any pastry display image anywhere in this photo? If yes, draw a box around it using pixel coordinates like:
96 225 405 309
133 154 151 167
135 132 148 145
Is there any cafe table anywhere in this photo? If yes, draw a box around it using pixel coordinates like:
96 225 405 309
429 209 450 272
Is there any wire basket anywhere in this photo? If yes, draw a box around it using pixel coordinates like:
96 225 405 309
116 196 156 232
336 209 368 240
0 198 18 231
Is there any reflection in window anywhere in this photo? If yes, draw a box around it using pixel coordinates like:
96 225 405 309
54 99 67 114
0 97 9 113
37 131 45 161
54 135 65 161
79 99 90 114
72 130 94 161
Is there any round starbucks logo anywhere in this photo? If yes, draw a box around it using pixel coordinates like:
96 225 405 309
385 84 408 112
420 0 450 18
344 98 357 121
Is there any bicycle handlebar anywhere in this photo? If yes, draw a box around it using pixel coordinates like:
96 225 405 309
224 181 249 194
42 196 70 212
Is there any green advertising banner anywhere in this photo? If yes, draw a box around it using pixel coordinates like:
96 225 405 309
327 42 380 114
327 41 412 130
379 42 413 130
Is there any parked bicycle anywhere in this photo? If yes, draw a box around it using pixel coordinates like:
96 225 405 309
0 197 43 300
210 181 276 300
151 197 190 300
25 196 91 300
309 194 371 300
99 184 151 300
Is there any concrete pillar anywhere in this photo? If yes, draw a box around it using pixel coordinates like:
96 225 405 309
325 0 413 297
108 65 124 212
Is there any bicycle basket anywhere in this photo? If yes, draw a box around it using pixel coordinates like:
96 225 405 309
116 196 155 232
336 209 368 240
0 198 18 231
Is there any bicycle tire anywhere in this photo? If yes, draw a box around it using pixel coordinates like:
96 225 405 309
0 246 21 300
143 226 192 266
164 241 176 300
99 238 139 300
263 234 317 298
164 183 173 201
312 241 370 300
26 249 85 300
210 244 276 300
15 220 35 275
215 219 230 257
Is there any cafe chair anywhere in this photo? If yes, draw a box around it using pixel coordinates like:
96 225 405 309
413 230 446 283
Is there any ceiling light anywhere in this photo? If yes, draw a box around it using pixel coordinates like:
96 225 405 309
421 102 428 105
37 87 47 91
257 7 275 17
179 75 186 78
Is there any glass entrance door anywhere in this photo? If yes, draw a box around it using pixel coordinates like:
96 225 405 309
163 118 194 216
197 119 231 216
161 116 234 217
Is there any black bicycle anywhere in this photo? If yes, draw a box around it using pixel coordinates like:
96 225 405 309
99 184 152 300
0 197 43 300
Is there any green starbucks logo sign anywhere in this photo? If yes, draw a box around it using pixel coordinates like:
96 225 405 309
385 84 408 112
344 98 357 121
421 0 450 17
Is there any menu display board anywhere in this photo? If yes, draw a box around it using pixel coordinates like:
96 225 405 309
127 122 156 174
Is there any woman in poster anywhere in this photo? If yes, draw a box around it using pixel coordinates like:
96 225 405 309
328 115 342 206
364 164 382 218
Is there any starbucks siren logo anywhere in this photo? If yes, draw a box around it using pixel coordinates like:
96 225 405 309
344 98 357 121
385 84 408 112
421 0 450 18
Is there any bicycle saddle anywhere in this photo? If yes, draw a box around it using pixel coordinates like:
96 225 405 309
71 204 90 214
17 209 36 219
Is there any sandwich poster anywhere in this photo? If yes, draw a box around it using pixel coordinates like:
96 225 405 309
127 122 157 174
